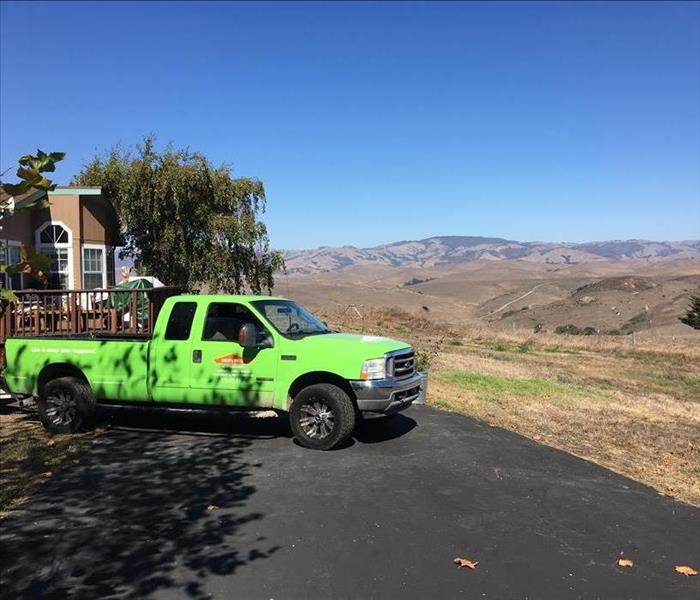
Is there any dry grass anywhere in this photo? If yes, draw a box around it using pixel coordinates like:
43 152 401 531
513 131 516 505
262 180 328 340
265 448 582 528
0 405 99 515
327 306 700 507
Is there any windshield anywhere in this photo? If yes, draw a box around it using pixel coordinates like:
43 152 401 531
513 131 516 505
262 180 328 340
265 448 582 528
251 299 331 337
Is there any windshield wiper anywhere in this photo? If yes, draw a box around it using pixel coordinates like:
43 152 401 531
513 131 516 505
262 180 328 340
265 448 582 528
286 329 331 337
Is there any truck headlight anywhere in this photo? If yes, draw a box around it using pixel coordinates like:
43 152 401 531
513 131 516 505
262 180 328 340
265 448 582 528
360 357 386 380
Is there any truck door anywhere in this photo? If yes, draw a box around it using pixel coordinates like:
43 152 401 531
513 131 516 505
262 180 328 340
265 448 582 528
189 301 278 406
150 300 198 403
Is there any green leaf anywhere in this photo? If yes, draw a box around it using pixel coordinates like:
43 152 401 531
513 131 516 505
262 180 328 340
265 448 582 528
13 196 50 213
17 155 40 170
1 245 51 286
16 150 64 174
0 288 18 303
16 165 41 182
1 181 31 196
31 176 53 191
3 264 22 275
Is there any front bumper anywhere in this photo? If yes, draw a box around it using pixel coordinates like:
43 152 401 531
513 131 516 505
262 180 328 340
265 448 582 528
350 371 426 416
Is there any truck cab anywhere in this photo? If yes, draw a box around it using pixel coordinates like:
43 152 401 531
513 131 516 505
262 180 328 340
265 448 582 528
4 294 425 450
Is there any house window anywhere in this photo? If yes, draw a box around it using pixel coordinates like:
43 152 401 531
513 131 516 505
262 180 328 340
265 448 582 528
0 242 24 289
40 224 70 245
46 248 70 289
7 243 22 289
36 222 73 289
83 247 105 289
0 245 7 289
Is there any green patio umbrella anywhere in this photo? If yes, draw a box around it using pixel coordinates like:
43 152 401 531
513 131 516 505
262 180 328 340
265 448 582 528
108 278 153 324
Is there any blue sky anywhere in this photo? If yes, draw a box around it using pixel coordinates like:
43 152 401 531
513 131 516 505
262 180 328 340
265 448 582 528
1 1 699 249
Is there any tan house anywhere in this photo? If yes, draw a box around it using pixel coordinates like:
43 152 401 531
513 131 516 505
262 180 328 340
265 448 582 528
2 186 120 290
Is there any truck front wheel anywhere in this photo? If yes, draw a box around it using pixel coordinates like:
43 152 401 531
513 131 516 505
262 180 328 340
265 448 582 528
37 377 95 434
290 383 356 450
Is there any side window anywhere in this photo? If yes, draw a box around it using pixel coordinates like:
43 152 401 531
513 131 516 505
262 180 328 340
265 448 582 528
202 303 264 342
165 302 197 341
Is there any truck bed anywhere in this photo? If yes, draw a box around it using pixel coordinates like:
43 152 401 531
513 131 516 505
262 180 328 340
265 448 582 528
4 334 151 401
9 332 152 342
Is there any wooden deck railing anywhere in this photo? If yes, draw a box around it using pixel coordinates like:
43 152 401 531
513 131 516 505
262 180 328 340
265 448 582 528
0 287 181 369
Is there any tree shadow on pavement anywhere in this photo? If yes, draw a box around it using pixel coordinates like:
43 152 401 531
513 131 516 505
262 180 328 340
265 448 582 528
0 409 285 600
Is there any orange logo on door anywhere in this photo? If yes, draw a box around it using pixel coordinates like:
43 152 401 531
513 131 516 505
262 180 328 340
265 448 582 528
213 353 252 365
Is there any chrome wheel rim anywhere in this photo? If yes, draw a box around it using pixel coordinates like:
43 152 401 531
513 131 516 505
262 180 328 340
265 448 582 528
45 389 77 426
299 399 335 439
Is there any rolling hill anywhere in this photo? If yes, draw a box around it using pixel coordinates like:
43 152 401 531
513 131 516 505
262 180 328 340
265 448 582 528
278 235 700 340
283 236 700 274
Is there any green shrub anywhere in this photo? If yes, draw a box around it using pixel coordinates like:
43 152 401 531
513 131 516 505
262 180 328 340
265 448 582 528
679 294 700 329
403 277 435 287
555 324 599 336
414 348 435 372
555 324 581 335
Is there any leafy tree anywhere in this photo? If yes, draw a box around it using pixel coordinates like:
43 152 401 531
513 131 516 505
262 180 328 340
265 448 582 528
679 294 700 329
74 137 283 293
0 150 65 301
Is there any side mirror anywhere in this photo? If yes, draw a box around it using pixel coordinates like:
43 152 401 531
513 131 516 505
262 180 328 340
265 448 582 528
238 323 258 348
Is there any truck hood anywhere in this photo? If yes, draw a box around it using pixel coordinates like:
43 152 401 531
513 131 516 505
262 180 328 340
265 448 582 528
316 332 410 356
289 332 411 365
273 332 413 381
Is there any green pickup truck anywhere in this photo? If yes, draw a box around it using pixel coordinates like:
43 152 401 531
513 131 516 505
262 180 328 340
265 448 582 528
4 295 424 450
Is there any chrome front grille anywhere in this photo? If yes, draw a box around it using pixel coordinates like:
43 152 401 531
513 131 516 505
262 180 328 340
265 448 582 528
390 350 415 379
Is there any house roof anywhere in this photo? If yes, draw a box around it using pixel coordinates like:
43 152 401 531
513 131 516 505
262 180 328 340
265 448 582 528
1 185 102 209
55 186 101 189
49 186 102 196
0 188 42 203
0 188 46 208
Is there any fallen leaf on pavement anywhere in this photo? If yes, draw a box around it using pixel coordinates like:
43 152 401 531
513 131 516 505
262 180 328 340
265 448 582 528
617 558 634 568
453 557 479 569
675 565 698 576
206 504 220 511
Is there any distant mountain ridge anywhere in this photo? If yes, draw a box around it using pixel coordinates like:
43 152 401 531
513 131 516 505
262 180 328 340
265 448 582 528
283 236 700 274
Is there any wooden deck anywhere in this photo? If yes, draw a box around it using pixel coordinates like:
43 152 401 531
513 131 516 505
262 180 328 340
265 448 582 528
0 287 180 369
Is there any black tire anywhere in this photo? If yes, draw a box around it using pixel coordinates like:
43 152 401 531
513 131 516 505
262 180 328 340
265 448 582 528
37 376 95 434
289 383 356 450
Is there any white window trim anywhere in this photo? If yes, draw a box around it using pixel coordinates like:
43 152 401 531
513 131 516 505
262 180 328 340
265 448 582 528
35 221 74 289
82 243 108 289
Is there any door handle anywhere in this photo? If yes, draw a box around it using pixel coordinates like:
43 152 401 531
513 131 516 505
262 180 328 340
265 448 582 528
192 349 202 363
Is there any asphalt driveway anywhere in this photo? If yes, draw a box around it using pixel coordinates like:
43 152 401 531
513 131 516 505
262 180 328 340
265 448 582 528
1 405 698 600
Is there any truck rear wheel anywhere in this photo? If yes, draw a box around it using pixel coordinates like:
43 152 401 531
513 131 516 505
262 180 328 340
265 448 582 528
290 383 356 450
37 376 95 434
